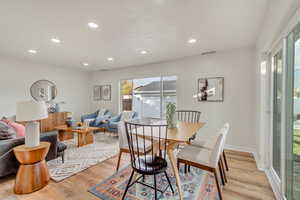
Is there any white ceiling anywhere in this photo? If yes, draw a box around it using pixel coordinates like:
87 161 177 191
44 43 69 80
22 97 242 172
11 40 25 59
0 0 268 71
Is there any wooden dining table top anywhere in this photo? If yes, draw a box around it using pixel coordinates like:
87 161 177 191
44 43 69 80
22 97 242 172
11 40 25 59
128 120 205 143
167 121 205 142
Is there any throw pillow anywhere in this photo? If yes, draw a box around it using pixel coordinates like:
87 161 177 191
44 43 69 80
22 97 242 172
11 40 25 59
120 111 134 121
7 121 25 137
98 109 107 117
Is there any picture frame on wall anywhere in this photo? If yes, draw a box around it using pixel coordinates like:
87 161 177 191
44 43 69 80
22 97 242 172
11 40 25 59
100 85 111 101
93 85 101 101
197 77 224 102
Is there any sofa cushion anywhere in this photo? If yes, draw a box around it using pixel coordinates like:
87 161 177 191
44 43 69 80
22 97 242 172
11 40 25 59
0 121 16 140
97 109 107 117
109 121 119 129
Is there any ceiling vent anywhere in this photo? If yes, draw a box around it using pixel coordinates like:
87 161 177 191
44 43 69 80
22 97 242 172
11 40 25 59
201 51 216 56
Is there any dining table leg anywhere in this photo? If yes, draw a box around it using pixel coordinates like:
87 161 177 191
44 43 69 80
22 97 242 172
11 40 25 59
167 141 183 200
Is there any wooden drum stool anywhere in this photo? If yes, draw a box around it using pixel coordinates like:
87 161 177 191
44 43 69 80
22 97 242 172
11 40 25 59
13 142 50 194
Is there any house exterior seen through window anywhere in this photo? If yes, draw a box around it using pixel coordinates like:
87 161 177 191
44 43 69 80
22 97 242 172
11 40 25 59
120 76 177 119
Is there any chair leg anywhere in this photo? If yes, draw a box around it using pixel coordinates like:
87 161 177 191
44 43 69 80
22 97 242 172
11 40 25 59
62 152 65 163
223 151 229 171
116 151 123 171
213 169 223 200
218 160 225 186
154 174 158 200
122 170 135 200
164 171 174 193
188 165 191 172
220 158 227 183
177 160 180 170
184 164 187 173
142 175 145 182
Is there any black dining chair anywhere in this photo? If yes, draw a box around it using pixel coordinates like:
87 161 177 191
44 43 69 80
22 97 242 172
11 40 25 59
176 110 201 173
176 110 202 123
122 121 174 200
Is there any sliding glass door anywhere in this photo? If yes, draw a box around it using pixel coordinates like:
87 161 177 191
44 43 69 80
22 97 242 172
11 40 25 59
272 49 283 181
286 22 300 200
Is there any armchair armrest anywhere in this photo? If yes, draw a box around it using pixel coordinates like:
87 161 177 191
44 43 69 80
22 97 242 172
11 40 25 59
81 110 99 122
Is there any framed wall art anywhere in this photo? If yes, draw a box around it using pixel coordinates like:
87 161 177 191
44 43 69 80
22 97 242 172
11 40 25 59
101 85 111 101
93 85 101 101
197 77 224 102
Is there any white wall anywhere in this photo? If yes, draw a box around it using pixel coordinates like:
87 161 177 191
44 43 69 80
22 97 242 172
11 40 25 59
0 56 90 120
89 47 257 150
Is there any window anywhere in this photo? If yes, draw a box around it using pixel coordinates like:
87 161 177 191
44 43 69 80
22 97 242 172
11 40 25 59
120 76 177 119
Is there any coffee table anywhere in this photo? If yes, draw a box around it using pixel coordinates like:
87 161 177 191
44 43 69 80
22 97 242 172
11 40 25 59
55 125 101 147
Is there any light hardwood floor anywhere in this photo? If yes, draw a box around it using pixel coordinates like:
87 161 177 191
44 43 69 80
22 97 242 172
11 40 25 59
0 150 275 200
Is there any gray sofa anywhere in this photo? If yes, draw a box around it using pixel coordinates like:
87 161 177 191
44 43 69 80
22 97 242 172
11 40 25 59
0 131 60 177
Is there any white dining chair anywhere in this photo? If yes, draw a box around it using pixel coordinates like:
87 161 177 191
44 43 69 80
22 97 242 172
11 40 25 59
177 124 229 200
116 121 152 171
191 123 230 171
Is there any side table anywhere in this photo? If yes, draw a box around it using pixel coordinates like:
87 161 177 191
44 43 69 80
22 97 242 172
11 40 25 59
13 142 50 194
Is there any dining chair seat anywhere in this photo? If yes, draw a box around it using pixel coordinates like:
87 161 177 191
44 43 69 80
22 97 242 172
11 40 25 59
177 145 214 167
133 155 168 175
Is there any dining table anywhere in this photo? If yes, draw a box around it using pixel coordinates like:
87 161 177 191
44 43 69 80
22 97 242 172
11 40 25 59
134 120 205 200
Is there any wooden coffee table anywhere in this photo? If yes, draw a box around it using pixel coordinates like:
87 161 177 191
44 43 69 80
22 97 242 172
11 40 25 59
55 125 101 147
13 142 50 194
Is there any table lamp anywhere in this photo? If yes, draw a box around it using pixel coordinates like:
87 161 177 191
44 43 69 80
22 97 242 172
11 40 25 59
16 100 48 147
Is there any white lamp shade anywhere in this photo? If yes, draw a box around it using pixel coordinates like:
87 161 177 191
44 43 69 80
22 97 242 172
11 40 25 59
16 100 48 122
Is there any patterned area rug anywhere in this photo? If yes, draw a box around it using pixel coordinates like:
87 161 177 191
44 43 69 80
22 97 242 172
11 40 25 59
88 165 219 200
48 132 119 182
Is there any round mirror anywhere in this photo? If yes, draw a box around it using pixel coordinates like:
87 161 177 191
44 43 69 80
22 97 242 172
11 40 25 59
30 80 57 102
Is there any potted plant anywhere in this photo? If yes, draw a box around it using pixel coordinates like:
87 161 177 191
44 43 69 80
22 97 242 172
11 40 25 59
166 102 176 128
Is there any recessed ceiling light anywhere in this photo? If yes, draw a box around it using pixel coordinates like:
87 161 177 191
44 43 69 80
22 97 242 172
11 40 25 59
51 38 61 43
107 57 114 61
188 38 197 44
28 49 37 54
82 62 89 66
88 22 99 29
140 50 148 55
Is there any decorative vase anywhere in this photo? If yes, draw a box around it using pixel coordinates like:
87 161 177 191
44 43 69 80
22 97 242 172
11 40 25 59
166 102 176 128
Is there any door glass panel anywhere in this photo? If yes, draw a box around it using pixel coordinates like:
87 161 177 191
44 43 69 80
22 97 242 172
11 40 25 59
120 80 133 111
286 23 300 200
292 25 300 199
133 77 161 119
162 76 177 119
273 49 283 178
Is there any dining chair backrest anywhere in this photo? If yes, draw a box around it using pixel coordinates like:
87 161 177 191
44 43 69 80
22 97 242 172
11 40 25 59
176 110 201 123
210 123 230 168
124 121 168 170
210 133 225 168
118 121 128 149
220 123 230 151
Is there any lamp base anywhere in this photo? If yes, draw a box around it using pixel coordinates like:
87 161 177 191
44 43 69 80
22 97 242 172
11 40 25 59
25 122 40 147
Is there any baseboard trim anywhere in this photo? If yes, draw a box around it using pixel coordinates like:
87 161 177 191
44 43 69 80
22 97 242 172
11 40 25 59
265 168 284 200
224 144 264 171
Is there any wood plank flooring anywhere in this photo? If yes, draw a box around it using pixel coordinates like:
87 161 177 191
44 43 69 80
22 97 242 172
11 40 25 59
0 150 275 200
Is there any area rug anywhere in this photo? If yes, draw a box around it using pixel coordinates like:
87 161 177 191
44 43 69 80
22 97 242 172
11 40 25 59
88 165 219 200
48 132 119 182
